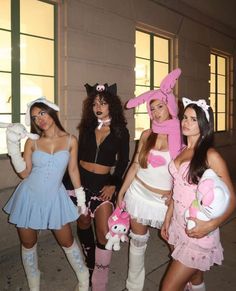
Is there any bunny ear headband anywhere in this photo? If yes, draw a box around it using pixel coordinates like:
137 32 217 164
126 68 181 119
182 97 210 122
84 83 117 97
25 97 60 126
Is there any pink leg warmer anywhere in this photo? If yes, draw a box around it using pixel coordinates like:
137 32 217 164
91 247 112 291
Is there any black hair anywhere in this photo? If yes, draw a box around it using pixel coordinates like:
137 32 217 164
183 103 214 184
30 102 65 136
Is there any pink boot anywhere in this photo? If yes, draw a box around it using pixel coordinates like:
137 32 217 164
91 247 112 291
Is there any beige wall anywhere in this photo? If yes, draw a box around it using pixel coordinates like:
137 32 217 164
1 1 236 250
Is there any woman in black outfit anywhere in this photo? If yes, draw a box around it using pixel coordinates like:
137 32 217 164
63 83 129 291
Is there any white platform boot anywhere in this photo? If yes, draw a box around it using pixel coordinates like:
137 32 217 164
22 244 40 291
63 240 89 291
189 282 206 291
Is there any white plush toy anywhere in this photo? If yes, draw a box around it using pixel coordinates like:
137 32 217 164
185 168 230 230
105 201 130 251
0 122 39 173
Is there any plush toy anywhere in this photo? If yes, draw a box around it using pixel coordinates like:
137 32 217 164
185 169 230 230
0 122 39 173
0 122 39 141
105 201 130 251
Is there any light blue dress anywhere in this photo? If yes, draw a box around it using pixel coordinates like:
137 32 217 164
4 136 79 230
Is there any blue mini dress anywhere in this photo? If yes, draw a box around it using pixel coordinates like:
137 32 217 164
4 135 79 230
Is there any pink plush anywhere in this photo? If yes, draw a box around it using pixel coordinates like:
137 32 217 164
105 201 130 251
185 169 230 230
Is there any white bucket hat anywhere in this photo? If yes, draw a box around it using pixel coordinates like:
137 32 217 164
25 97 60 126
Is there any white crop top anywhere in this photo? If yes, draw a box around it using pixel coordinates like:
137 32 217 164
136 149 172 190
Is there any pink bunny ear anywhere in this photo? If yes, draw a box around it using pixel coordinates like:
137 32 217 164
198 179 215 206
120 211 130 219
126 68 181 119
160 68 181 94
126 90 156 109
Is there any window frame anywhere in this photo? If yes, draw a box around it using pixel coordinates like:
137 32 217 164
0 0 57 156
210 52 230 132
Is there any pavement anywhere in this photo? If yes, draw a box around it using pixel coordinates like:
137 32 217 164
0 200 236 290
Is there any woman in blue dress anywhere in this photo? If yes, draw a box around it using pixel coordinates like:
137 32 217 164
3 97 89 291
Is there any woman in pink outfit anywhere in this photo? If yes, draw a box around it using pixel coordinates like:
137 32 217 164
117 68 182 291
161 97 236 291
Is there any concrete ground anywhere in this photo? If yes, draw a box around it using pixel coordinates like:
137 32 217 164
0 195 236 291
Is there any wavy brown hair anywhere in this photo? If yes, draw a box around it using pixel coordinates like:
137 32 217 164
138 131 158 168
78 91 127 138
139 99 172 168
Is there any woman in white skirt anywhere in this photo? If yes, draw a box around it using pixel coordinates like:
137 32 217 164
117 68 182 291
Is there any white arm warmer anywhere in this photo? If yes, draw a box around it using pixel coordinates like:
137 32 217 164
6 128 26 173
75 187 87 215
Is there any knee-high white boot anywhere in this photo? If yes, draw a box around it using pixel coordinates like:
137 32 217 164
126 240 147 291
21 244 40 291
190 282 206 291
63 240 89 291
184 282 206 291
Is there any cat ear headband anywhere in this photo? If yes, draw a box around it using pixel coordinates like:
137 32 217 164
182 97 210 122
25 97 60 126
126 68 181 119
84 83 117 97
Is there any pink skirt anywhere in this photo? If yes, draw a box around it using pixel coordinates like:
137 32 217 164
168 210 224 271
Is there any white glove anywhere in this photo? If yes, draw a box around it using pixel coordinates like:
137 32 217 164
6 124 26 173
3 123 39 173
75 187 87 215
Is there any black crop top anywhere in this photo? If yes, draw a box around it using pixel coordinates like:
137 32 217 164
78 128 130 188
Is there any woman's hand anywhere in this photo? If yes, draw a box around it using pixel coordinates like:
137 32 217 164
116 193 124 208
162 193 172 206
161 198 173 241
161 218 170 241
99 185 116 201
186 217 215 238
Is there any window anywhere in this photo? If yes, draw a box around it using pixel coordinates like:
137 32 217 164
0 0 56 154
134 30 170 139
209 53 229 132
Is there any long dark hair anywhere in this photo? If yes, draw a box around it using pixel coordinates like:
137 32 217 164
78 91 127 138
184 103 214 184
30 102 65 136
